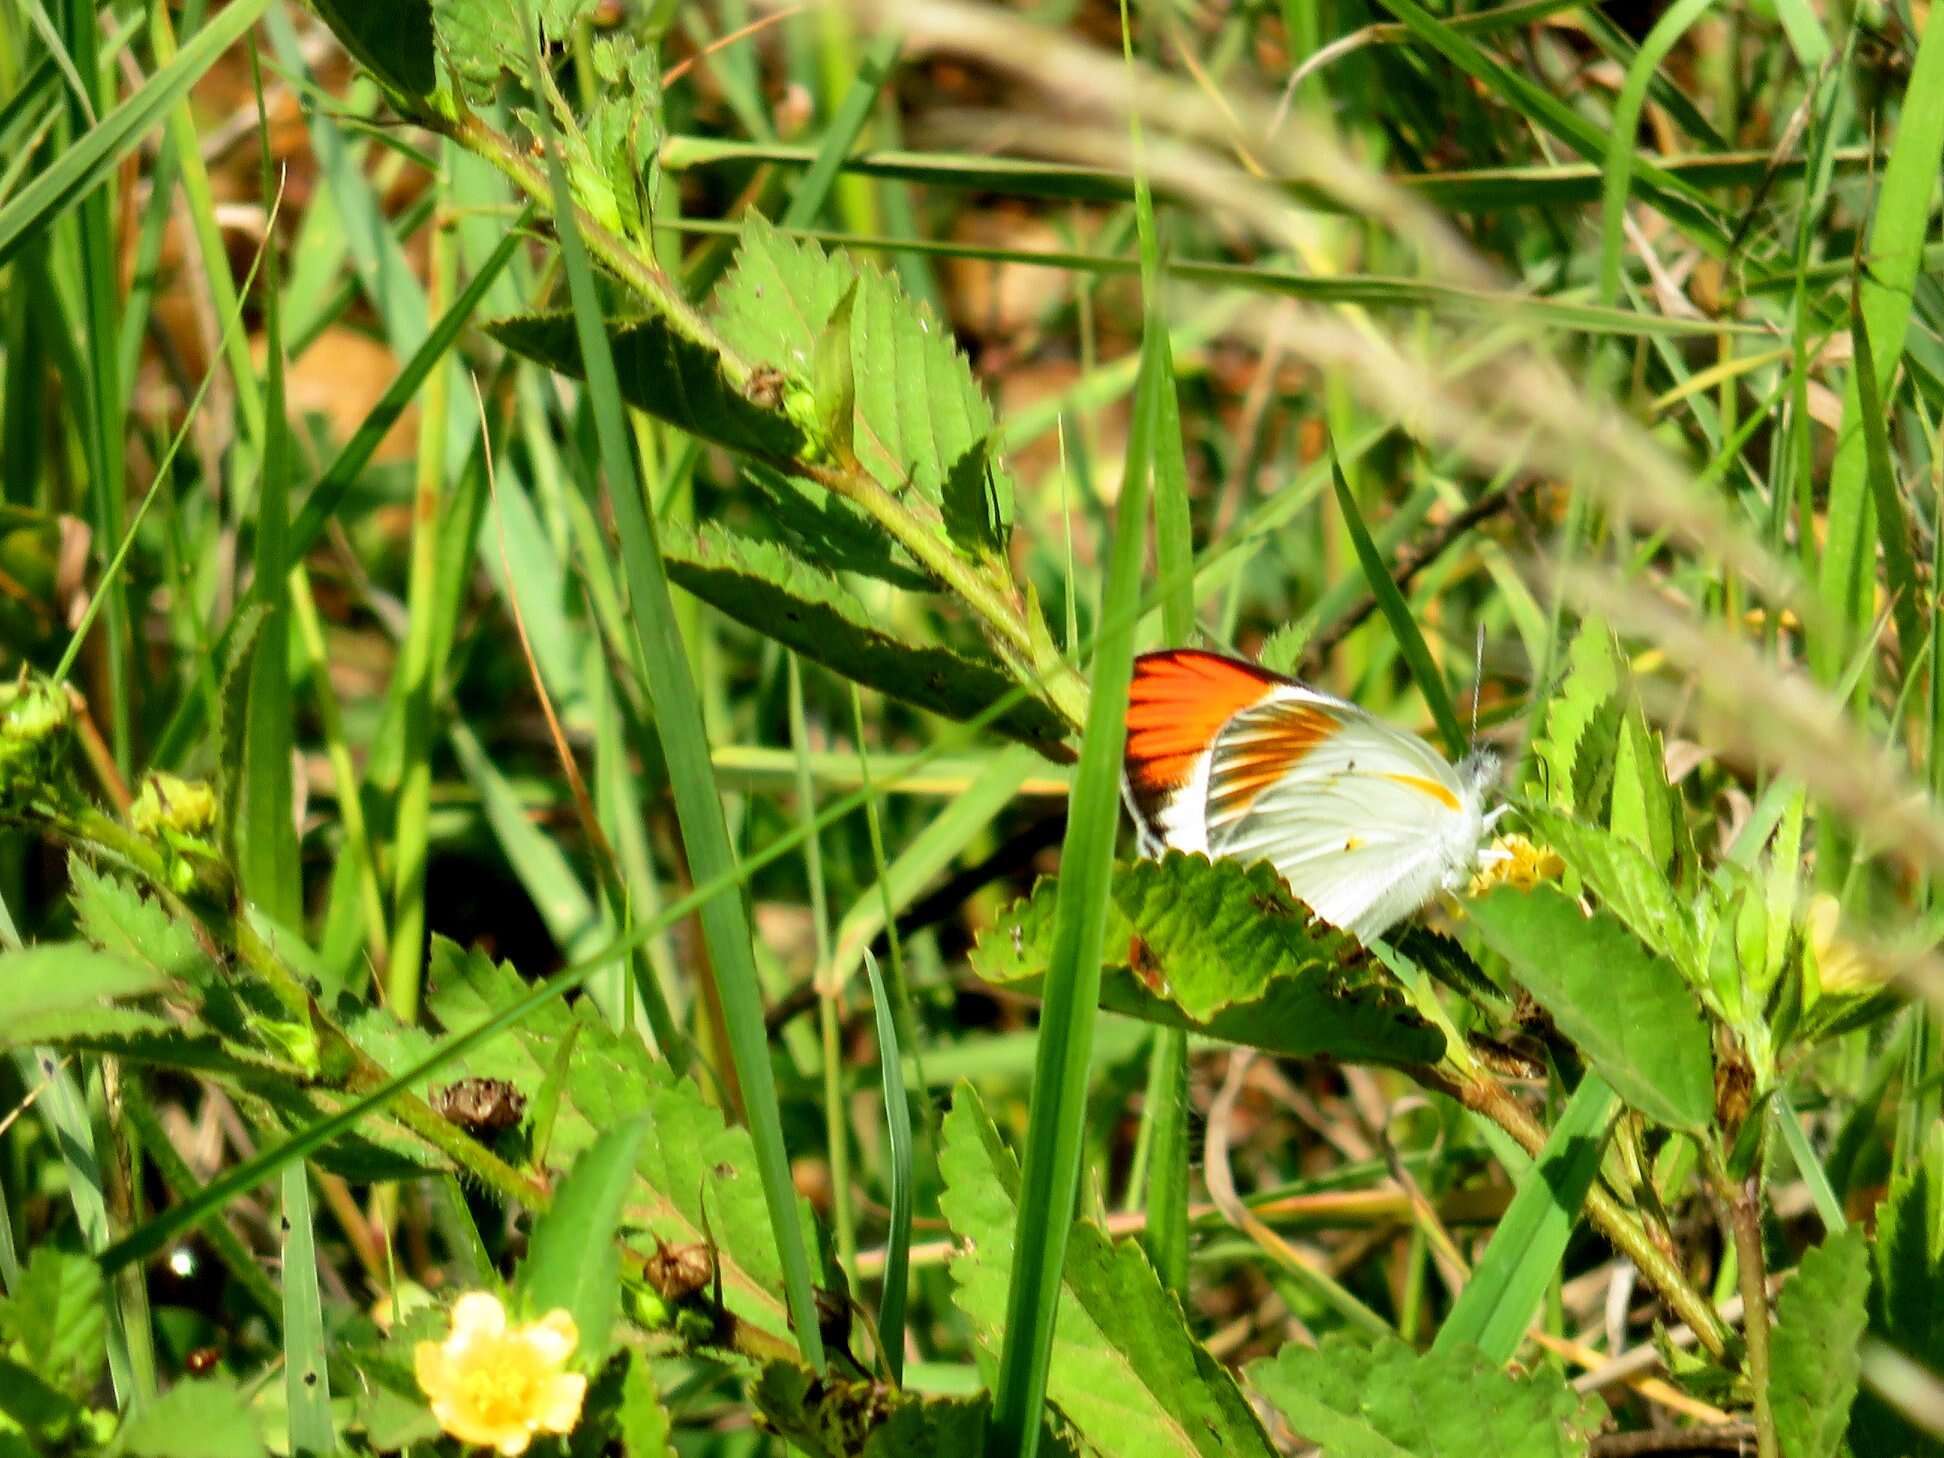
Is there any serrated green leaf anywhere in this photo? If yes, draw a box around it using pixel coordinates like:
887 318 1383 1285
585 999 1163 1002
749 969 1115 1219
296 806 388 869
67 856 213 983
942 441 1004 561
1531 624 1621 814
1467 886 1713 1130
1248 1333 1606 1457
517 1117 649 1362
973 854 1443 1067
1852 1128 1944 1457
413 939 816 1344
939 1085 1278 1458
0 943 165 1042
113 1373 267 1458
714 213 1015 523
660 521 1067 747
0 1357 79 1439
488 310 807 459
615 1349 678 1458
0 1247 105 1394
308 0 438 103
1771 1227 1869 1458
1524 808 1701 979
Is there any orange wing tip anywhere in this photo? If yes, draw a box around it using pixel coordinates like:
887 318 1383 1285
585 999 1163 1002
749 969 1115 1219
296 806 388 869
1123 651 1284 800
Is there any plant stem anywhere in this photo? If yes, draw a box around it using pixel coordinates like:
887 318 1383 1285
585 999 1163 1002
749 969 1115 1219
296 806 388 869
1420 1063 1735 1363
1721 1173 1779 1458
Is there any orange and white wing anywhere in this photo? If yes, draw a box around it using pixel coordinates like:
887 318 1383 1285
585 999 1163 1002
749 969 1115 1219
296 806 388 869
1122 649 1292 854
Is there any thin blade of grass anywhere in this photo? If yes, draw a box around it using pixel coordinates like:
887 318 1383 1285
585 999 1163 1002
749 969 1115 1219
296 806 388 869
1814 8 1944 679
1433 1072 1619 1362
236 41 300 927
0 0 271 267
1849 273 1926 673
280 1166 333 1456
1329 452 1467 758
1596 0 1719 308
520 4 825 1370
865 948 914 1386
988 268 1159 1458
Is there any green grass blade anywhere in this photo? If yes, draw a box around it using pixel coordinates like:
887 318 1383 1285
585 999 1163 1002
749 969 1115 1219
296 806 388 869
1433 1072 1619 1361
781 30 901 229
0 0 271 268
1776 1089 1848 1236
520 4 825 1370
1814 9 1944 679
1329 453 1467 758
236 40 300 927
865 949 914 1386
279 1165 333 1456
988 271 1158 1458
1596 0 1719 308
1849 275 1926 674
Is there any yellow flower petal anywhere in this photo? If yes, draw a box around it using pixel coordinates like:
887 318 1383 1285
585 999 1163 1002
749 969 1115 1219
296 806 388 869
451 1290 509 1343
415 1290 586 1453
523 1310 579 1368
534 1371 588 1433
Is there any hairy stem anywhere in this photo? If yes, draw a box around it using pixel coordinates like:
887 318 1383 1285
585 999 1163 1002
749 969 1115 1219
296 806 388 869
1720 1171 1779 1458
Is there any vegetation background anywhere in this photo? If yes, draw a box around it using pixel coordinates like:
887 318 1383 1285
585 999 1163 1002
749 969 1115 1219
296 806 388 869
1 0 1943 1454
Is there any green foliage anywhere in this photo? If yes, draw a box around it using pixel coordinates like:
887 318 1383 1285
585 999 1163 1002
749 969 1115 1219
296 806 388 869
110 1375 267 1458
1467 885 1714 1130
715 214 1015 523
975 852 1444 1066
516 1116 650 1361
658 522 1067 747
1433 1073 1619 1362
408 938 821 1343
487 310 808 458
0 1247 106 1399
1851 1131 1944 1457
1248 1334 1607 1457
0 942 166 1047
1769 1227 1868 1458
940 1085 1278 1458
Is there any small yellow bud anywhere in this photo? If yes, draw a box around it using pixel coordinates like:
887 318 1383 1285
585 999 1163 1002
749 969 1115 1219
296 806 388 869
129 772 218 837
1806 895 1883 995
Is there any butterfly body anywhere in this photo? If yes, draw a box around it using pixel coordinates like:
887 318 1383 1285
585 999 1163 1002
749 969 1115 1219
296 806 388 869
1123 649 1502 943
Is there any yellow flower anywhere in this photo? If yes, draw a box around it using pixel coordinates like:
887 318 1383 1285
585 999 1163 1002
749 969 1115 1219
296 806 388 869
1468 834 1565 896
1807 894 1883 995
414 1291 586 1454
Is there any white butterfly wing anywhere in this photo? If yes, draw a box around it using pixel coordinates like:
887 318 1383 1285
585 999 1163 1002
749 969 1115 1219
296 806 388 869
1204 691 1484 942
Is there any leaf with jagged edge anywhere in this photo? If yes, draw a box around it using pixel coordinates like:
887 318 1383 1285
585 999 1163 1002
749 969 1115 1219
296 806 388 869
0 1247 106 1395
1248 1333 1605 1457
1770 1227 1868 1458
939 1085 1277 1458
660 521 1068 748
714 213 1017 524
1467 885 1713 1131
67 855 212 984
308 0 438 106
1851 1127 1944 1458
1527 621 1621 815
752 1364 1084 1458
489 311 805 460
971 853 1444 1067
1523 808 1702 981
743 463 933 590
409 938 821 1345
942 440 1005 562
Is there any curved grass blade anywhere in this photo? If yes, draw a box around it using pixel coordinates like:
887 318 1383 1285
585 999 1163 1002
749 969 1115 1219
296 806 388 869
865 950 913 1386
519 4 824 1369
1330 451 1467 758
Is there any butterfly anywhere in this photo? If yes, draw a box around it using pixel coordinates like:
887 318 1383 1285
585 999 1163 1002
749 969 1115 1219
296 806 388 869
1122 648 1507 943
